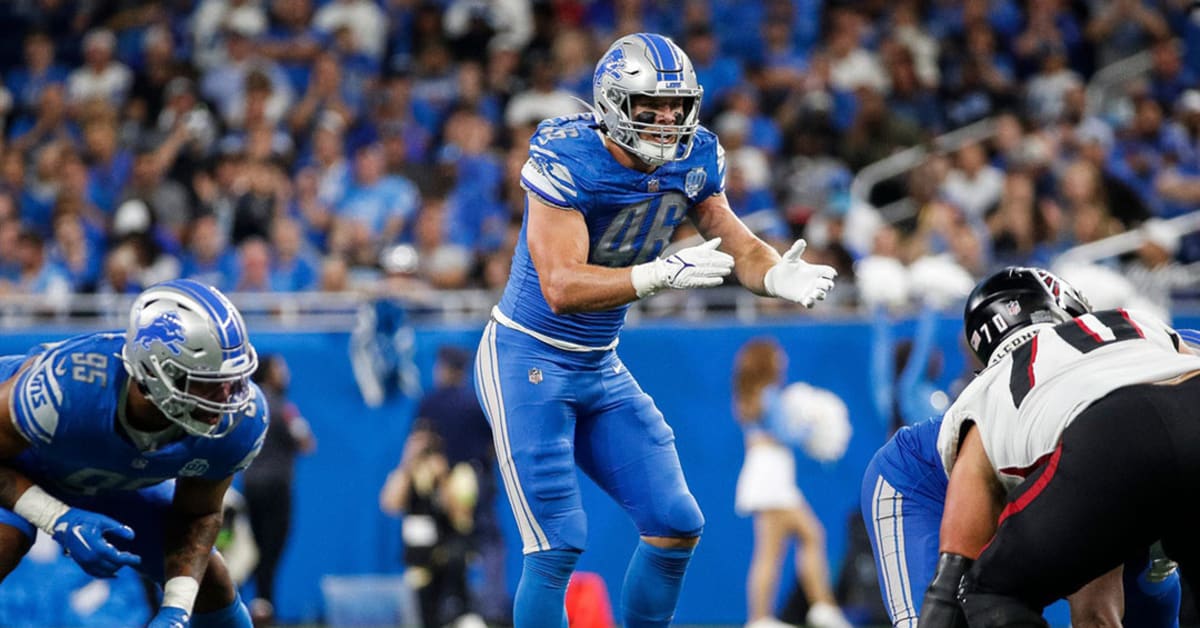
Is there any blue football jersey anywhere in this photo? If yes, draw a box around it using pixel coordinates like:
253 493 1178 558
8 332 267 496
499 114 727 346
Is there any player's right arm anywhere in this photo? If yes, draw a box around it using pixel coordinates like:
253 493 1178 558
0 360 140 578
527 194 734 314
919 424 1003 628
527 194 649 314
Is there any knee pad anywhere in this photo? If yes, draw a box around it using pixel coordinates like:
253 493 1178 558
654 491 704 539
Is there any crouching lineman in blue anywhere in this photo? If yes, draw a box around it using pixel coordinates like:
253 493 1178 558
475 33 838 628
0 279 267 628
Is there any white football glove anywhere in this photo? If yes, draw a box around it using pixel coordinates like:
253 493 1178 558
631 237 734 298
764 239 838 307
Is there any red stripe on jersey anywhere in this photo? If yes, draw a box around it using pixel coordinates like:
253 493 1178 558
1027 336 1038 391
1074 317 1104 343
997 443 1064 526
999 450 1053 479
1118 309 1145 338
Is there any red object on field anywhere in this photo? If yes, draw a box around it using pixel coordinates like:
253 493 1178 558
565 571 615 628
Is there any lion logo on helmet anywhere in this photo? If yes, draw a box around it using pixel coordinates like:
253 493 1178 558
134 311 187 355
595 46 627 87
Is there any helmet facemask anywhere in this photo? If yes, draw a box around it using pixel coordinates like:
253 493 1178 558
123 280 259 438
599 88 702 166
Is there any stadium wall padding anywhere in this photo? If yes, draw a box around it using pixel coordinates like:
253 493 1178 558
0 313 1195 624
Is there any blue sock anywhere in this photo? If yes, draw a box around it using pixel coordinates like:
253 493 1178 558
1124 560 1181 628
191 592 253 628
514 549 579 628
621 540 694 628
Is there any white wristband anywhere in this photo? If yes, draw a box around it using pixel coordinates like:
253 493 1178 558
12 485 69 534
162 576 200 614
630 261 663 299
763 264 782 298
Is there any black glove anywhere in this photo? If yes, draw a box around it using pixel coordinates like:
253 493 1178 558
918 552 972 628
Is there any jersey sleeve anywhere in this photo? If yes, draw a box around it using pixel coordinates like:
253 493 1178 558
9 350 67 446
690 129 726 203
935 382 984 479
520 119 591 212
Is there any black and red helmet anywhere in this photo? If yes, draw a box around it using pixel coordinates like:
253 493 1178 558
963 267 1092 364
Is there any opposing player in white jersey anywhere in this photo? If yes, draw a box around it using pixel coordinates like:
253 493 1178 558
475 32 837 628
919 267 1200 628
0 279 266 628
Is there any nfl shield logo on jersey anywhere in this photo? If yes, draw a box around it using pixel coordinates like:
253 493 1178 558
685 168 706 199
1007 300 1022 316
647 178 659 192
528 368 543 385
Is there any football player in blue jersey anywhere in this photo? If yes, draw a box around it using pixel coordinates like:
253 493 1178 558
0 279 267 628
474 33 838 628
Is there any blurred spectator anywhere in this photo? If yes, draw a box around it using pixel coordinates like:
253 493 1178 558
119 143 192 246
83 119 134 215
552 28 597 101
269 216 319 291
1146 37 1197 112
504 53 585 129
881 42 942 134
126 25 190 132
684 24 743 118
1085 0 1170 70
8 83 78 155
8 229 70 300
313 0 387 62
825 8 885 93
180 213 237 289
839 86 921 172
987 171 1063 268
414 345 507 623
1024 46 1082 126
260 0 323 95
200 14 295 128
940 141 1004 221
334 142 420 250
380 420 481 628
5 31 69 122
246 354 317 627
234 237 272 291
49 212 102 292
191 0 269 71
287 52 353 137
66 29 133 108
413 194 473 289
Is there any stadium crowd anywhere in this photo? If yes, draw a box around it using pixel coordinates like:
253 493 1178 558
0 0 1196 309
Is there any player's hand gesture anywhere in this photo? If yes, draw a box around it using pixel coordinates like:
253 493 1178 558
631 237 734 298
147 606 190 628
764 239 837 308
51 508 142 578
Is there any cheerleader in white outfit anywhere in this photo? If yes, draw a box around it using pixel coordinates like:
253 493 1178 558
733 338 851 628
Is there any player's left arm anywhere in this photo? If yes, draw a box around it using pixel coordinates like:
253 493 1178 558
157 475 232 621
920 424 1004 627
691 192 837 307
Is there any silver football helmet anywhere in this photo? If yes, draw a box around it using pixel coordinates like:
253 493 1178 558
122 279 258 437
593 33 703 166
